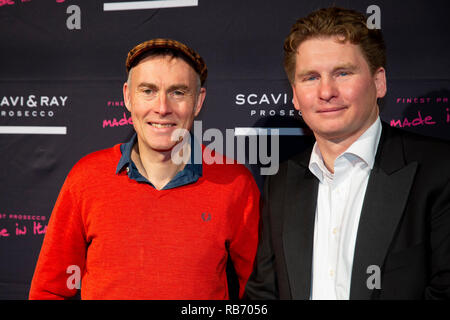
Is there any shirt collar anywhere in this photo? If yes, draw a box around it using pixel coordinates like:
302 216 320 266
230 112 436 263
308 117 382 182
345 117 382 170
116 134 135 175
116 133 202 189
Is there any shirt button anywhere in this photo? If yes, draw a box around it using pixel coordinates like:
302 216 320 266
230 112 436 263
332 227 338 235
329 269 335 277
126 167 130 173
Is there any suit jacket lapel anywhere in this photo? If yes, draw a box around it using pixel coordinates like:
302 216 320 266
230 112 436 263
350 124 418 299
283 151 318 299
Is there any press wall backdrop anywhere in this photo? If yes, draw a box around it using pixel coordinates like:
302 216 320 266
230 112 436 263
1 0 449 299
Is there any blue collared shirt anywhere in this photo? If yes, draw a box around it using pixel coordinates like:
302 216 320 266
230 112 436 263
115 133 202 190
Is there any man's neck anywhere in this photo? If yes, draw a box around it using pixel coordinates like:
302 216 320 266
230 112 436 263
314 117 378 174
131 141 187 190
314 137 353 174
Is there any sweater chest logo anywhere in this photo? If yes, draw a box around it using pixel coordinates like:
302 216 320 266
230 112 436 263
201 212 211 222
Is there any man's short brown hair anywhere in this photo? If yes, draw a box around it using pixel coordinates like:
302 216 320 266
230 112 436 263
283 7 386 83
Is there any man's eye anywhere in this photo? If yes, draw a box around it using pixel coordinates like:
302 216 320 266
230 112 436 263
143 89 154 95
304 75 318 81
338 71 350 77
170 90 186 98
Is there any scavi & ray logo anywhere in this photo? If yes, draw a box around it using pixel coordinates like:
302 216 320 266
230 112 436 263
0 95 69 119
0 95 68 108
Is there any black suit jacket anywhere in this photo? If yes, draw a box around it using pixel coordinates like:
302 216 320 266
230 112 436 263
245 122 450 299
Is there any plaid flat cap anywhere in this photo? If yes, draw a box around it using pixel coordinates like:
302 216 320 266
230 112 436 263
125 38 208 86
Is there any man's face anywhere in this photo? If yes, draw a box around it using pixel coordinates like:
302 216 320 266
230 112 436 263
291 37 386 143
123 55 206 153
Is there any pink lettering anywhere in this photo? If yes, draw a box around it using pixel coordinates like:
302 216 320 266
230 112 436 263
119 115 129 126
102 113 133 128
389 111 435 128
402 118 411 127
424 115 435 125
0 0 65 7
33 221 47 235
103 119 113 127
395 97 433 104
107 101 125 107
0 0 15 7
411 111 426 126
0 228 10 237
390 119 402 127
15 223 27 236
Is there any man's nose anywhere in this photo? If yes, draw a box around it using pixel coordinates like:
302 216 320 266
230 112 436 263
156 93 172 115
318 77 338 102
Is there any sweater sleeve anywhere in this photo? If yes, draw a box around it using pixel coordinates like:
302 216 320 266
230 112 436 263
29 172 87 300
228 170 260 299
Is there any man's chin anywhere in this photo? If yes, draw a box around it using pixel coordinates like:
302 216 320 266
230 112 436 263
149 144 176 153
314 128 348 142
149 139 188 153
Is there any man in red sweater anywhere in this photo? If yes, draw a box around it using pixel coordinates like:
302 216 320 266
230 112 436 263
29 39 260 299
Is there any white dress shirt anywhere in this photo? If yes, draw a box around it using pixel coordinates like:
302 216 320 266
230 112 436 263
309 117 382 300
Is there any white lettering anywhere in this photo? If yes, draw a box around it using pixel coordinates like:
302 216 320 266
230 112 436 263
170 129 191 165
259 94 270 104
235 94 246 105
203 128 224 164
66 265 81 290
170 121 280 175
247 94 258 105
1 96 9 107
40 96 49 106
66 5 81 30
10 96 20 106
366 5 381 30
366 265 381 289
59 96 68 106
49 96 59 106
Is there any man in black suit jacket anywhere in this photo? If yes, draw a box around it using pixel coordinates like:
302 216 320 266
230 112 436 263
245 7 450 299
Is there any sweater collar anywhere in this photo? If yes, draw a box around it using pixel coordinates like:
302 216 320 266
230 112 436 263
116 133 202 190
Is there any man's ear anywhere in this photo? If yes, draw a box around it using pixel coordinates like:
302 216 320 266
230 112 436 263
194 87 206 117
123 81 132 112
374 67 387 99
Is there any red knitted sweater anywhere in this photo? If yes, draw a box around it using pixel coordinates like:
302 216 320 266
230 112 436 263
29 144 260 299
